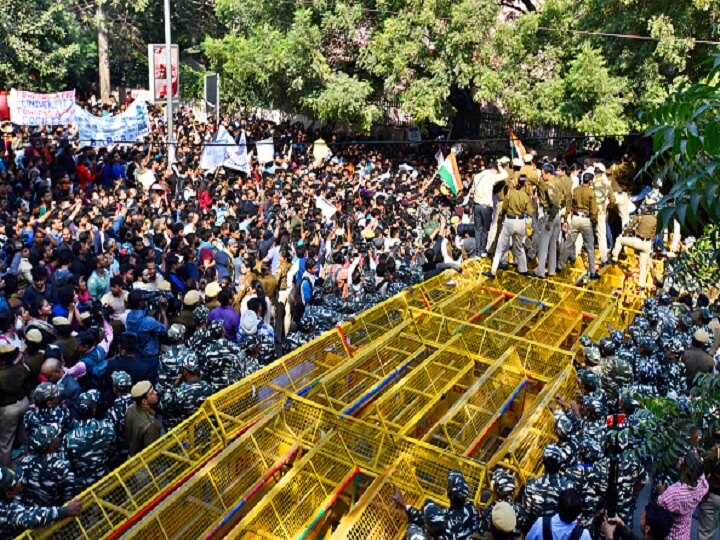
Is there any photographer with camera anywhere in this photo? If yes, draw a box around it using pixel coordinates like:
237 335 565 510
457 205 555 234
124 290 168 378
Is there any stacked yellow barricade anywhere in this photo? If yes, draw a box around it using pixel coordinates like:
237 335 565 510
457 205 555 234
21 260 641 540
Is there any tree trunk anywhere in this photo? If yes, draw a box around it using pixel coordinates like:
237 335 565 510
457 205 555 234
97 2 111 103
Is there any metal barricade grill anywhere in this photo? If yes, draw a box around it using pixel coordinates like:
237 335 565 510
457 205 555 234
22 259 642 540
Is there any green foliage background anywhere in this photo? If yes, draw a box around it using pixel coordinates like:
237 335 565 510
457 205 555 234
0 0 718 131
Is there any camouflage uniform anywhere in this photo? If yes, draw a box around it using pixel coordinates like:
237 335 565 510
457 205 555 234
659 337 687 397
565 438 608 526
406 499 450 540
522 445 575 527
605 429 645 525
187 306 213 357
580 397 608 451
159 354 213 430
591 355 633 403
479 468 526 535
64 392 115 491
200 321 248 392
554 410 580 468
282 314 323 354
444 471 480 539
156 344 195 397
16 425 75 507
23 383 73 440
0 467 73 539
104 372 133 468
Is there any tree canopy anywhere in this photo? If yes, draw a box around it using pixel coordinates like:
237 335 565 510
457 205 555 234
2 0 718 134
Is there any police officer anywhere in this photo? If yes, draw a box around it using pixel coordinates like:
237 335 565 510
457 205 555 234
485 175 534 279
444 470 480 538
156 323 192 397
535 164 564 279
200 320 246 392
471 160 508 258
592 164 616 265
519 153 540 192
564 438 608 527
283 314 322 354
126 381 162 456
480 468 526 535
0 467 82 539
590 338 633 403
605 429 645 525
52 317 77 368
609 205 657 289
560 171 599 279
0 338 31 468
16 424 75 507
522 445 575 528
64 391 115 492
159 353 212 430
171 289 202 337
392 489 448 540
104 371 133 468
23 382 73 441
659 338 687 397
187 306 212 357
488 158 523 256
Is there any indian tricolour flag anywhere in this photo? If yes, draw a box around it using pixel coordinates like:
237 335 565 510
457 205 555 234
438 152 461 195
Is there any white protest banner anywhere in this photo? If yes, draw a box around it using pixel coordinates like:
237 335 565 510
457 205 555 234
314 195 337 220
256 137 275 164
9 89 76 126
74 101 150 147
224 130 251 172
200 126 233 170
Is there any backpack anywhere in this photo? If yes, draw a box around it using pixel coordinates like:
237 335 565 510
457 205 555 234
543 516 585 540
287 277 311 324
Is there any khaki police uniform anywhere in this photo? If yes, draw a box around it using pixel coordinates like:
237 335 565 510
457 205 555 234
593 174 616 263
561 183 598 273
612 213 656 288
491 186 535 274
535 177 564 278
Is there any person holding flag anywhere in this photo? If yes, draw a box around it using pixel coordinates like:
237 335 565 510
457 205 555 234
438 150 462 196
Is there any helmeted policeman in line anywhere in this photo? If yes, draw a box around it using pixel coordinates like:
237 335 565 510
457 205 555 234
0 467 82 540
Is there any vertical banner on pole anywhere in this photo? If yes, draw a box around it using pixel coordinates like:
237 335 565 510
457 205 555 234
204 73 220 122
148 44 180 103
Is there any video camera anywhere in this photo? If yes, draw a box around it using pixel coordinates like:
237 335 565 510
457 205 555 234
142 290 182 315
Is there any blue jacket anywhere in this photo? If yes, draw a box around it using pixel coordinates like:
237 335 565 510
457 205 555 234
125 310 167 358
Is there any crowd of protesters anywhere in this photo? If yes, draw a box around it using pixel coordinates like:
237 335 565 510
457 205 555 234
0 98 718 539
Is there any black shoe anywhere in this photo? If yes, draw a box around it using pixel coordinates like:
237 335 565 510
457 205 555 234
483 271 496 280
498 263 509 271
518 271 530 276
589 273 601 280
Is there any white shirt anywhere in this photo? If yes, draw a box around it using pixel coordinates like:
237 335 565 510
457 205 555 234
472 168 508 206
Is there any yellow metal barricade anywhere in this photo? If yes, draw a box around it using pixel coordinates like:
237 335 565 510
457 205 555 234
31 255 642 540
488 365 578 483
21 407 223 540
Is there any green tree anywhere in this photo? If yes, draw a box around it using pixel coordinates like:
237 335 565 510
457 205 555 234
641 54 720 274
0 0 89 91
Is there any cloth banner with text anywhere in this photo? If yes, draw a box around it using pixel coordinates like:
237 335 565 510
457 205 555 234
9 89 76 126
74 101 151 147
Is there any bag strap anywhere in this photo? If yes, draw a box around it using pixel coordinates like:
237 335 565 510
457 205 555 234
543 516 553 540
569 525 585 540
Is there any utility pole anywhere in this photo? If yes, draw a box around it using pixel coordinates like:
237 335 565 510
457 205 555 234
164 0 175 169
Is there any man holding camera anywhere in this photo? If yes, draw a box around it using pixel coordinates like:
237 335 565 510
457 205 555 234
124 290 168 377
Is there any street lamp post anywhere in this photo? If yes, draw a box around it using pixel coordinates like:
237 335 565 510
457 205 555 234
164 0 175 169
